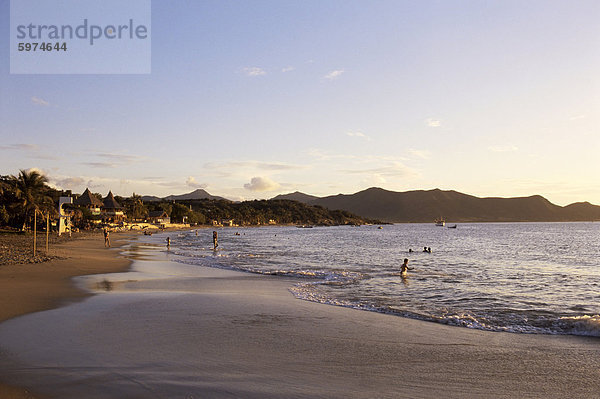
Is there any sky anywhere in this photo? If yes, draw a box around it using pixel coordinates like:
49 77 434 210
1 0 599 205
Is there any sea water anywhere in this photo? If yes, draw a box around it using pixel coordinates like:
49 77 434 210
158 222 600 336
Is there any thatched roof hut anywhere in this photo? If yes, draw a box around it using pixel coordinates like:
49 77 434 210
74 188 103 208
102 191 123 210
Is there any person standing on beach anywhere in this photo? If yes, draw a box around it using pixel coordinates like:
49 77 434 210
103 228 110 248
213 231 218 249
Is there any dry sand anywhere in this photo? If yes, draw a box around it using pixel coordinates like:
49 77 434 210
1 232 599 398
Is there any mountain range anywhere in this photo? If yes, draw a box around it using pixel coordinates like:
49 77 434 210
143 187 600 223
142 189 226 202
274 187 600 223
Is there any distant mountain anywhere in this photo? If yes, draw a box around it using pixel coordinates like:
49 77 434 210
271 191 320 203
143 187 600 223
309 187 600 223
142 189 227 202
141 195 163 202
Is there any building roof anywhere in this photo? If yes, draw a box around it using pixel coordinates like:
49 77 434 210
73 188 103 207
103 191 123 209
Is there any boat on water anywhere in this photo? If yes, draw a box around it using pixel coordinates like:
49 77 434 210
447 224 457 229
434 218 445 227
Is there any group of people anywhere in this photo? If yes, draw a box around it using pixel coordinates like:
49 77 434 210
164 230 219 251
402 246 434 277
408 247 432 253
156 229 419 281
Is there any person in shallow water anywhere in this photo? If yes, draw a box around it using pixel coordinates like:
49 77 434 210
213 231 218 249
401 258 411 276
166 237 170 250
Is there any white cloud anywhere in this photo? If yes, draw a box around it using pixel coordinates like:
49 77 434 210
0 143 39 151
95 153 143 163
83 162 119 168
340 161 417 178
204 160 306 172
324 69 344 80
488 145 519 153
52 176 85 189
426 118 441 127
346 131 371 141
186 176 207 189
242 67 266 77
281 66 295 73
31 96 49 106
408 149 431 159
244 176 281 192
568 114 586 121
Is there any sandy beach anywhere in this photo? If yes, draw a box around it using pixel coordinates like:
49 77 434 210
0 233 599 398
0 232 133 398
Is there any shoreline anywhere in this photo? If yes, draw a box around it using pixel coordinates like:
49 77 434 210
1 231 599 398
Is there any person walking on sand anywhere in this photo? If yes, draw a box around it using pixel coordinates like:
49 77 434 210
103 228 110 248
213 230 218 249
401 258 411 277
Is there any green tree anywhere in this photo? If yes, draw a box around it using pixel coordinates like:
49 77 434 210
11 169 53 231
126 193 148 221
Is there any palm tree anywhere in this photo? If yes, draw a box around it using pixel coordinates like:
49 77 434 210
11 169 53 231
127 192 147 221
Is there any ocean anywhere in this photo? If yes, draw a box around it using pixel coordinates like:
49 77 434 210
161 222 600 336
1 222 599 398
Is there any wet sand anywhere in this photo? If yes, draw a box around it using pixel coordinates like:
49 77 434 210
1 234 599 398
0 232 133 398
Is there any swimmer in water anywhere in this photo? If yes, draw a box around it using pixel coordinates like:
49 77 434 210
401 258 411 277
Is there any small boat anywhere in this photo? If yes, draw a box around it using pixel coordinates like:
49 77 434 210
447 224 457 229
296 225 314 228
435 218 445 227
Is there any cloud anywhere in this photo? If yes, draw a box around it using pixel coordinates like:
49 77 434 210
204 160 306 171
568 114 586 121
408 149 431 159
31 96 49 106
52 176 86 189
324 69 344 80
83 162 119 168
340 161 417 178
360 174 387 187
82 152 144 168
242 67 266 77
426 118 441 127
0 143 39 151
346 131 371 141
244 176 281 192
186 176 207 189
95 153 142 163
488 145 518 153
0 144 57 160
281 66 295 73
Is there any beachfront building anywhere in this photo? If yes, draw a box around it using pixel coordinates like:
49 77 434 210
148 211 170 225
102 191 125 223
73 188 103 216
